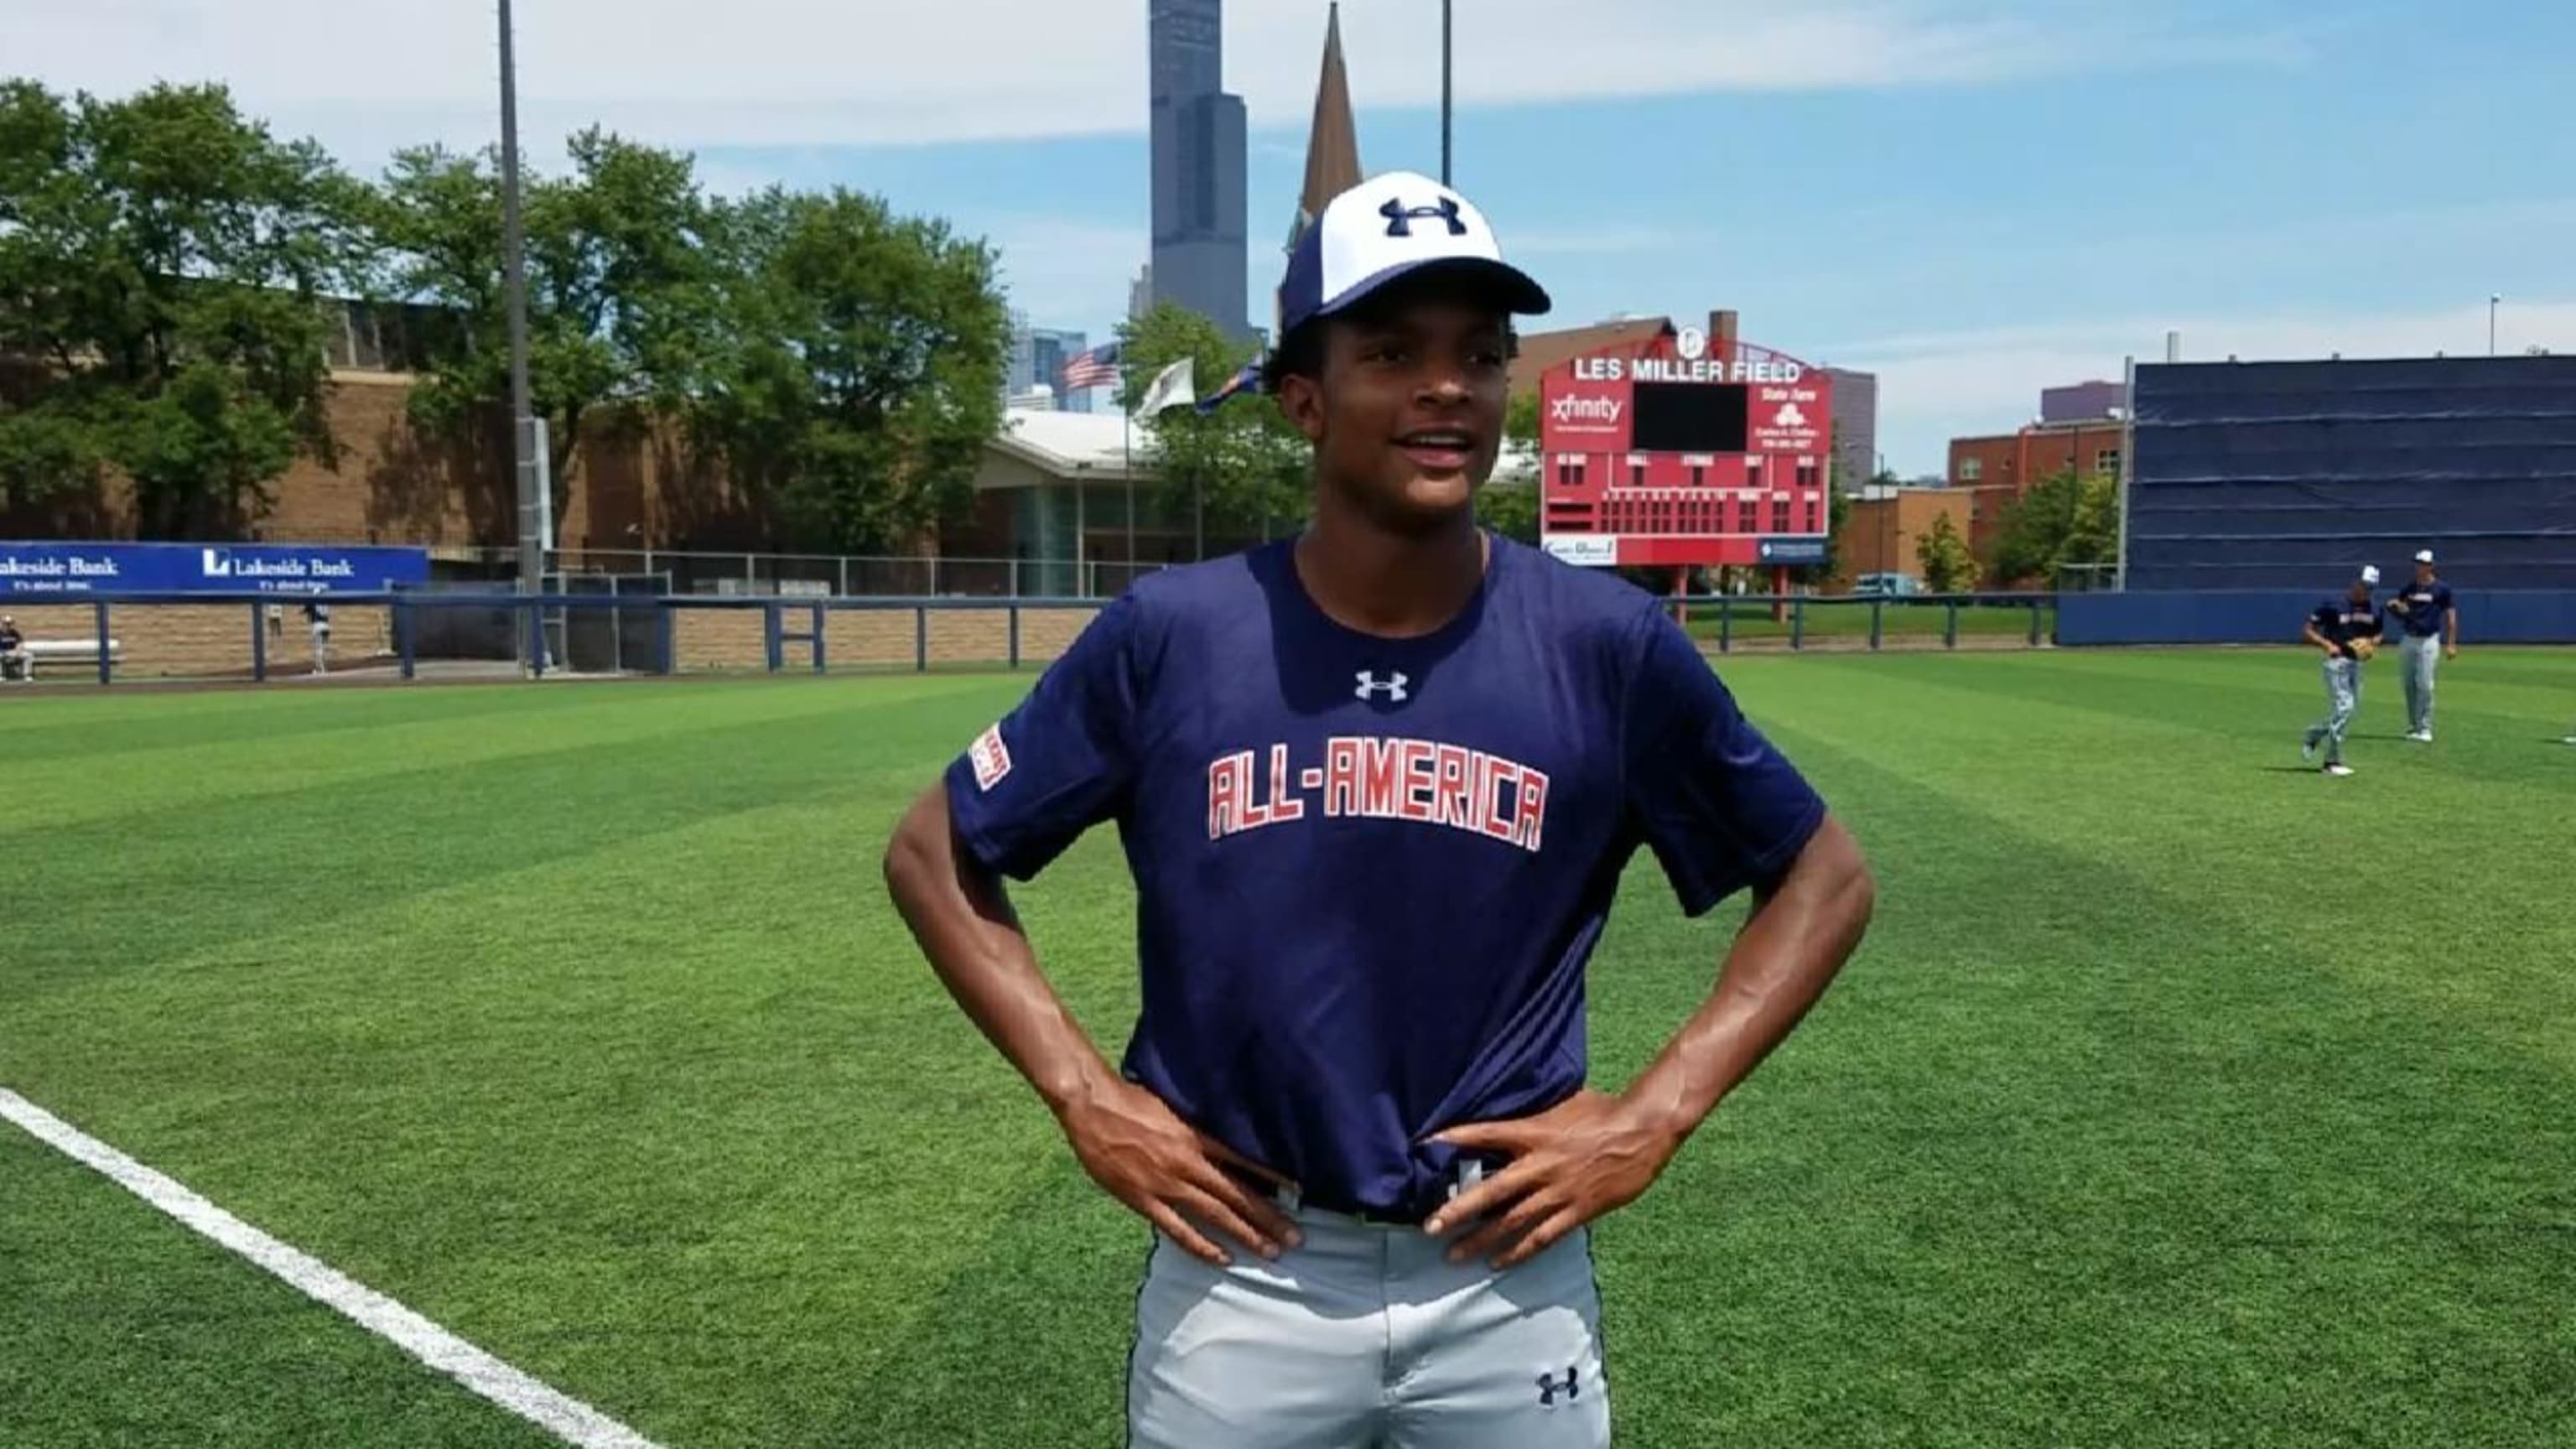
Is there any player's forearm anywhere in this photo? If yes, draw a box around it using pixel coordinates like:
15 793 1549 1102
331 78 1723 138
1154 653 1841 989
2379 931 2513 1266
2446 610 2459 647
1619 814 1874 1145
883 785 1123 1115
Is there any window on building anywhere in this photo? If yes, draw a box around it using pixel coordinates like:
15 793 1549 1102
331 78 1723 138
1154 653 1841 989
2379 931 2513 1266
2096 449 2122 475
1959 457 1984 482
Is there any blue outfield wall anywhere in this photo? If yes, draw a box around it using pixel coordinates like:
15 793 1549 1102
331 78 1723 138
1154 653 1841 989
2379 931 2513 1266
2126 356 2576 592
2058 590 2576 647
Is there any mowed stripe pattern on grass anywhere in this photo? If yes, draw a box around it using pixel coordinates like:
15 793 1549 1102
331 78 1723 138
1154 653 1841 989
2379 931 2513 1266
3 651 2572 1446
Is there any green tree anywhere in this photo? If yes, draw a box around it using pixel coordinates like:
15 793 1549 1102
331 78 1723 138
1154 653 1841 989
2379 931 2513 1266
0 80 370 533
1915 510 1980 593
1116 304 1307 550
1473 390 1543 543
1992 467 2118 586
374 127 723 541
693 186 1007 552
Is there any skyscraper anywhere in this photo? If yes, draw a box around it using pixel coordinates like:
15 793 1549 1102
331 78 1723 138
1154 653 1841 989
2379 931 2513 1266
1007 313 1093 413
1822 366 1880 488
1149 0 1248 340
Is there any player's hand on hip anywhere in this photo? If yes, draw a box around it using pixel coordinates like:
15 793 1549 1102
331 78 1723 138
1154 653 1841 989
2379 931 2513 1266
1054 1077 1301 1267
1422 1088 1682 1270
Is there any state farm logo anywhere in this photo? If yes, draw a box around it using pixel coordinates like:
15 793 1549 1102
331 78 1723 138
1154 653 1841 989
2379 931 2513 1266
1774 403 1808 429
1549 393 1623 433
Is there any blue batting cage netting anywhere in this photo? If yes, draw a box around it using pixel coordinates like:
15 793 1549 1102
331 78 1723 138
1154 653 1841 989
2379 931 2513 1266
2127 355 2576 591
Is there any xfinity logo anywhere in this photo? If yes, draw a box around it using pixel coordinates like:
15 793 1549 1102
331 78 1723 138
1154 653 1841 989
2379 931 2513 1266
1550 395 1622 426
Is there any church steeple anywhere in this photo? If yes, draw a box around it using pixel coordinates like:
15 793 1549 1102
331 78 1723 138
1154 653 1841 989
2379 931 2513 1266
1287 3 1363 252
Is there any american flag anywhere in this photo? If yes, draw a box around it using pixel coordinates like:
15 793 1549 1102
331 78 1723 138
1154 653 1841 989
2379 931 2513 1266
1060 342 1122 392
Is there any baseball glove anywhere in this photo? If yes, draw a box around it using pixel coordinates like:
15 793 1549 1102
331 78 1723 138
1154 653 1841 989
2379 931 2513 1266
2350 637 2378 662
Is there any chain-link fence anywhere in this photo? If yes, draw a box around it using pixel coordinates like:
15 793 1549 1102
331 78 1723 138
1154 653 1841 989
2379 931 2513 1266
411 546 1169 600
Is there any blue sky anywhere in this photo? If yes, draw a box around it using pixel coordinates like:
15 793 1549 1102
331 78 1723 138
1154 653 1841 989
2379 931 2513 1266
18 0 2574 474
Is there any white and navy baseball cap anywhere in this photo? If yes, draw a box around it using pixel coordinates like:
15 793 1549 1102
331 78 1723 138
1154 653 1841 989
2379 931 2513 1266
1275 170 1551 344
2359 564 2381 585
2414 548 2436 564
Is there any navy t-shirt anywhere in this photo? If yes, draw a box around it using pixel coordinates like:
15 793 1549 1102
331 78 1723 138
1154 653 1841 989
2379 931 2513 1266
2310 598 2384 660
2390 580 2453 638
944 535 1827 1218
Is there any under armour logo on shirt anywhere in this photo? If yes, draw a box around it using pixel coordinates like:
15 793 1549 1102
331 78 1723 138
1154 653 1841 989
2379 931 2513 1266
1537 1367 1579 1407
1354 670 1410 703
1379 196 1467 237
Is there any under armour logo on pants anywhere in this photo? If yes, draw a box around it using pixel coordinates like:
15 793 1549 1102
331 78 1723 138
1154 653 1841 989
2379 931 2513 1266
1537 1367 1579 1407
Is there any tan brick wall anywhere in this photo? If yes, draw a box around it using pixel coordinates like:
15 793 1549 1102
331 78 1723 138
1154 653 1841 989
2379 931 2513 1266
7 599 1111 682
828 608 921 669
4 600 392 678
671 609 771 672
1018 606 1102 664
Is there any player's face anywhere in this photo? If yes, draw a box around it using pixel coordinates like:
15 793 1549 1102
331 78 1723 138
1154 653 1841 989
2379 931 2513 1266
2350 583 2373 605
2415 563 2435 584
1282 278 1510 533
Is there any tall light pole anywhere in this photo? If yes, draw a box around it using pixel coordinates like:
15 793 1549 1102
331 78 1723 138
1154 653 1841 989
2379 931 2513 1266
499 0 541 605
1440 0 1453 185
2489 293 2501 356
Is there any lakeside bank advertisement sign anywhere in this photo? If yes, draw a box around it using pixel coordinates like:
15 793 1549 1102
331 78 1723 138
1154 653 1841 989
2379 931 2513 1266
0 543 430 596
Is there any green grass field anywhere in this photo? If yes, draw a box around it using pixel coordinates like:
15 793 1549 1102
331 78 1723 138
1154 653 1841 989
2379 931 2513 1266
6 649 2574 1448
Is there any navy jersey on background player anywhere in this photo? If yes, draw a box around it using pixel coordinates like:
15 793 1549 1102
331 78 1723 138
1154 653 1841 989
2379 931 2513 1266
945 533 1826 1221
2391 579 2453 637
2309 597 2384 658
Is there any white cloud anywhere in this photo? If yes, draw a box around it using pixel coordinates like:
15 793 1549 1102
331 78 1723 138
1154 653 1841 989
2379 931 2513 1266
1826 300 2576 472
3 0 2290 163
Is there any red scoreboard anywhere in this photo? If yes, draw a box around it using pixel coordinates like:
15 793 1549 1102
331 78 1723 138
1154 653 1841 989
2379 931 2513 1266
1537 327 1835 574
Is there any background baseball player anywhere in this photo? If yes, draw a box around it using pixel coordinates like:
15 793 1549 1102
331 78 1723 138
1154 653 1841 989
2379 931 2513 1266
303 597 331 675
2302 565 2384 776
883 172 1876 1447
2385 548 2457 742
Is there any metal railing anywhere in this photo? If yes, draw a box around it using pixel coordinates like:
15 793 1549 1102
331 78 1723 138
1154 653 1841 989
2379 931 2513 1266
1680 593 2055 652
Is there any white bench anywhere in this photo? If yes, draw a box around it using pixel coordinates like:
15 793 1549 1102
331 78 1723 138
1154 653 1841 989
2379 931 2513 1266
5 638 123 681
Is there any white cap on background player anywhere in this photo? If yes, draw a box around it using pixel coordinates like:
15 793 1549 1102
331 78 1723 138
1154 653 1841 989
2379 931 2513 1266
2359 564 2381 585
2414 548 2436 564
1274 171 1552 345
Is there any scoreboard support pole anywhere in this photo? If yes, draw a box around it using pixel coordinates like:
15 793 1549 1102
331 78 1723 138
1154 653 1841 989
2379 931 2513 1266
1670 567 1690 626
1772 565 1790 621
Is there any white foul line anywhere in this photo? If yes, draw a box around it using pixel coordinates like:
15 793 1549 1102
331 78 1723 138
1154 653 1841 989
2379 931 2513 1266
0 1087 667 1449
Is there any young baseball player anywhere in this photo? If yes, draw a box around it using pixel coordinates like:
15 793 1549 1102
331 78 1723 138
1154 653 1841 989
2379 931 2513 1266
2385 548 2457 741
0 614 25 683
884 171 1876 1447
2301 565 2384 776
302 598 332 675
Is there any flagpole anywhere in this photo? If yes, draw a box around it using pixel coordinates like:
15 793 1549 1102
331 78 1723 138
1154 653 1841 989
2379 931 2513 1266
1124 407 1135 580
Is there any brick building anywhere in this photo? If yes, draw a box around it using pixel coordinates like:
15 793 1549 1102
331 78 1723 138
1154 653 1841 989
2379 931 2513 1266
1839 487 1976 585
1947 418 2126 563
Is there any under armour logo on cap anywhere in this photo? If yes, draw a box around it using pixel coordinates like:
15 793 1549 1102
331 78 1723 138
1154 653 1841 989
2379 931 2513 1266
1379 195 1467 237
1354 670 1410 703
